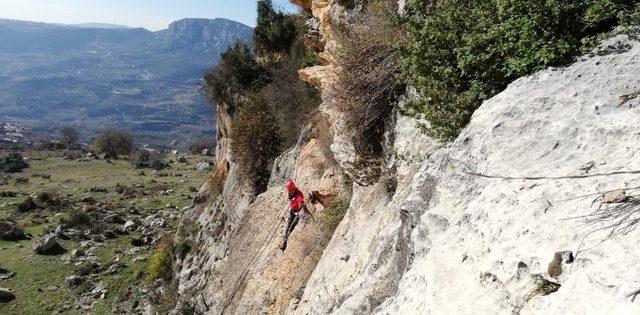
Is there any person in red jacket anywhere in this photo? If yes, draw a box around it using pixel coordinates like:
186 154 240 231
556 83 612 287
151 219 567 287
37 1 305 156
281 180 305 251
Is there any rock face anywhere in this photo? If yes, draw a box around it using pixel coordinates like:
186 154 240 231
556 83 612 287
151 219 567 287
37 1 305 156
176 0 640 313
290 33 640 314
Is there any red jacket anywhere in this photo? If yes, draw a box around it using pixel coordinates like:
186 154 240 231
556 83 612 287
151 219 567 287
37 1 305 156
286 181 305 212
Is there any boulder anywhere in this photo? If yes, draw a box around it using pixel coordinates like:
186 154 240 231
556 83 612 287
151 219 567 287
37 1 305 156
177 156 187 163
103 230 117 239
196 162 212 172
65 275 86 288
81 196 97 204
0 220 28 241
103 213 125 224
32 234 61 255
71 249 85 258
123 221 136 232
0 287 15 303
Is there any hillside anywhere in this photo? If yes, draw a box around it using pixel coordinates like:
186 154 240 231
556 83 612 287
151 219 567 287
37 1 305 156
0 18 253 148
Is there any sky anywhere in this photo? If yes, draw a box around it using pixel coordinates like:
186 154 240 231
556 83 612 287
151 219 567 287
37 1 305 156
0 0 300 30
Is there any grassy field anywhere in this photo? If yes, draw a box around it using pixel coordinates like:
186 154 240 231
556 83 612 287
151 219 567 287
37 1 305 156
0 150 210 314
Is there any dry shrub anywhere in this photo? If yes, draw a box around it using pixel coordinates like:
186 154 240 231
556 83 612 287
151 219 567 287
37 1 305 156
332 0 404 150
262 58 321 149
189 138 216 154
230 95 282 192
208 161 229 199
147 234 175 281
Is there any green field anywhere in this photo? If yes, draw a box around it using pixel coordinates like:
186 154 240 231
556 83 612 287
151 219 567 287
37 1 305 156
0 150 209 314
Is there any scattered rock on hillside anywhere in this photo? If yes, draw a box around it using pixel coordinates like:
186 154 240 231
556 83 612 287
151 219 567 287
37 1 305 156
33 234 62 255
123 221 136 232
66 275 86 288
81 196 97 204
177 156 187 163
196 162 212 172
0 220 29 241
0 287 15 303
103 213 126 225
0 268 16 281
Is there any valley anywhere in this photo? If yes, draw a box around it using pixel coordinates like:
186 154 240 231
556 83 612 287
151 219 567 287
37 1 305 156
0 18 253 148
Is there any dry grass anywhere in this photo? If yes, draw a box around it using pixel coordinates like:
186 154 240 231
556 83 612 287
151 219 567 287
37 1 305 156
208 160 229 199
331 0 404 145
576 191 640 238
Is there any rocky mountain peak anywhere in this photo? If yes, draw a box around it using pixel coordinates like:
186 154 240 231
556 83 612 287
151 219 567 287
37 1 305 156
155 18 253 52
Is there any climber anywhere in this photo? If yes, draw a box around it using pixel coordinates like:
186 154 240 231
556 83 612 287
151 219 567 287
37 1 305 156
281 180 305 251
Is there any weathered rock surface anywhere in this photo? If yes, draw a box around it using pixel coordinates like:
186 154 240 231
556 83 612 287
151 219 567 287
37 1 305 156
292 34 640 314
33 234 62 255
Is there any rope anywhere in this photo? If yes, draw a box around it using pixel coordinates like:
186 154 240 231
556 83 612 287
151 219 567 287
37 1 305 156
220 203 289 314
462 169 640 181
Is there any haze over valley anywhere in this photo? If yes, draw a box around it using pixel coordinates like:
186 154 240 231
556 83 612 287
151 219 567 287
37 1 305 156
0 18 252 148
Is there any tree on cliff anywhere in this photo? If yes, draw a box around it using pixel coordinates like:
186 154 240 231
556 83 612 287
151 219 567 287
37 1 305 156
231 95 282 192
203 41 268 108
254 0 297 55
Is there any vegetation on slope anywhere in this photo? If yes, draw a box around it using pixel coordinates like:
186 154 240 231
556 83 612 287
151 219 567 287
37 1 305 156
0 150 209 313
399 0 640 140
204 1 321 193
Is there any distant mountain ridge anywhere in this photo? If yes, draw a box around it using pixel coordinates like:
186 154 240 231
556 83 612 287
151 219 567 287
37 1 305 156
0 18 253 148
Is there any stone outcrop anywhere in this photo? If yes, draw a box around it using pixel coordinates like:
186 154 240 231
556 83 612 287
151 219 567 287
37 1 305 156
0 220 28 241
33 234 62 255
176 0 640 313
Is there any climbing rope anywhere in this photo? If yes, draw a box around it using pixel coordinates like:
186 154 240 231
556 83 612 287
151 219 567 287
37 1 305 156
219 202 289 314
463 169 640 181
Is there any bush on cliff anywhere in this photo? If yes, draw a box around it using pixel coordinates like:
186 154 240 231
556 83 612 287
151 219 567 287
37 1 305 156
400 0 640 140
321 197 351 240
231 95 282 192
333 0 404 155
204 41 268 108
147 235 175 281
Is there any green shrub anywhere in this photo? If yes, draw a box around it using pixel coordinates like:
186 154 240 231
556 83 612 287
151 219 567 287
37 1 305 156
400 0 640 140
0 152 29 173
204 41 268 108
321 197 351 239
147 234 174 281
133 150 167 170
93 129 134 158
254 0 298 55
63 210 92 228
175 239 192 260
231 95 283 192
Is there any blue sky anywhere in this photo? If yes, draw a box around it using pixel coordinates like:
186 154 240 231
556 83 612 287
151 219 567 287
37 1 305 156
0 0 299 30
